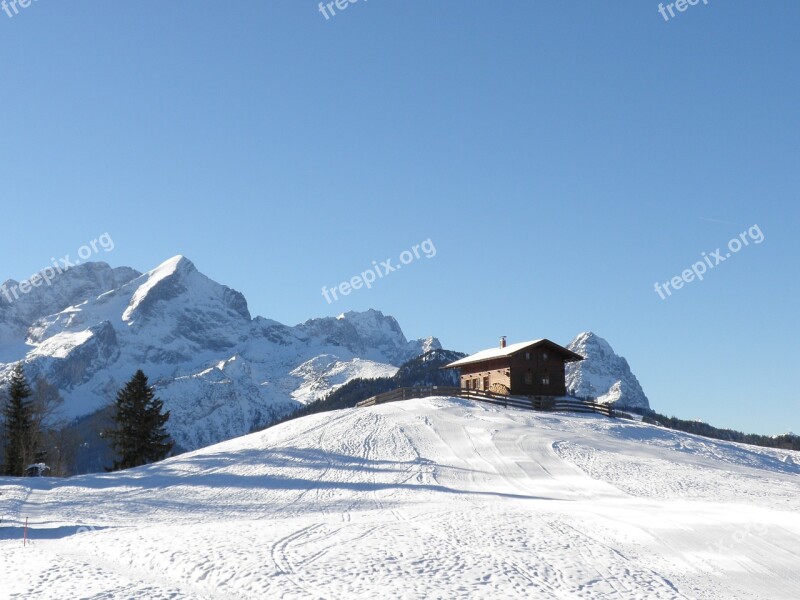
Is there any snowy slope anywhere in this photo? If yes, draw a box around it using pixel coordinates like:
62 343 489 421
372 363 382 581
1 397 798 599
0 256 439 450
566 332 650 409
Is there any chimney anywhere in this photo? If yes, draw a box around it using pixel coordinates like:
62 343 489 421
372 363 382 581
500 336 507 349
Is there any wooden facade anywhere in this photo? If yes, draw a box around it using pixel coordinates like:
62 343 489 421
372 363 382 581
444 339 583 397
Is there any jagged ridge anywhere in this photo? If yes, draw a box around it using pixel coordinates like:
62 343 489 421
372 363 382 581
0 256 441 452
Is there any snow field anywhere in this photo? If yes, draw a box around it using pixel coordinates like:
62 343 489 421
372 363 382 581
1 396 798 599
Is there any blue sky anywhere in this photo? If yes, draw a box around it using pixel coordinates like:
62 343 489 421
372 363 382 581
1 1 798 435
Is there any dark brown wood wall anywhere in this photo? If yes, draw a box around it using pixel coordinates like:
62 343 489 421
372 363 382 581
508 348 568 396
456 347 572 396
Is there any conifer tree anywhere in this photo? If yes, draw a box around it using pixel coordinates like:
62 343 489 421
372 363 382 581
2 363 35 476
107 370 174 471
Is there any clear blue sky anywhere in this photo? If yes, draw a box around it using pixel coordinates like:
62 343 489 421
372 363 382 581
1 2 798 435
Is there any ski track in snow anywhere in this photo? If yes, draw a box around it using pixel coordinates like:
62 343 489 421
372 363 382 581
1 396 799 599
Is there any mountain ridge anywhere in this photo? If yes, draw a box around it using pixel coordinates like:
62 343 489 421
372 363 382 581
0 256 440 451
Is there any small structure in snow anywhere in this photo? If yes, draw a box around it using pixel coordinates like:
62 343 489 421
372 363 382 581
444 337 583 397
25 463 50 477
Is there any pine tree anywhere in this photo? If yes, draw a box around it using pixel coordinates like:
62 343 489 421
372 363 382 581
2 363 35 476
106 370 174 471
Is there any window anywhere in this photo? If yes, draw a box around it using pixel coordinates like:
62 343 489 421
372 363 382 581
541 372 550 385
524 371 533 385
525 352 531 360
483 376 490 390
542 352 549 361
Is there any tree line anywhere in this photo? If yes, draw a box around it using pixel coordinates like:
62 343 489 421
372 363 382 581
1 364 174 477
616 406 800 452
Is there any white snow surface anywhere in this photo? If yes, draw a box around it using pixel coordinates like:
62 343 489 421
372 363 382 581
1 397 798 599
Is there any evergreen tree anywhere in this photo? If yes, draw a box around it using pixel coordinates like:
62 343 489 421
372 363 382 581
25 378 64 469
2 363 35 476
106 370 174 471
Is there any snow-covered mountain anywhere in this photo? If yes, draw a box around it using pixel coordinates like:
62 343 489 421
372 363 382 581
0 256 440 450
0 263 141 362
565 332 650 410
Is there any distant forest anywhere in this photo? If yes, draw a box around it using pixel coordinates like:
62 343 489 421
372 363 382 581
619 408 800 452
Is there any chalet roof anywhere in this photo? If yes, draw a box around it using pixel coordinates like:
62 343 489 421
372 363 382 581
444 339 583 369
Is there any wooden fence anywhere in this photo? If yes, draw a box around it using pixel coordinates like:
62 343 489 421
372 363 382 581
355 386 613 418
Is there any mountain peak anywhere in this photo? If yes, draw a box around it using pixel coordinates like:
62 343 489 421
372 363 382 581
150 255 196 278
566 333 650 410
122 255 196 322
571 332 614 354
298 309 439 366
339 309 401 330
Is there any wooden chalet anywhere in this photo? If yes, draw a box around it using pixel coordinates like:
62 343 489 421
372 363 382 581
444 337 584 397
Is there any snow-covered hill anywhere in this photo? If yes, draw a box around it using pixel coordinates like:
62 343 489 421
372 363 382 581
566 332 650 409
0 256 439 450
1 397 798 599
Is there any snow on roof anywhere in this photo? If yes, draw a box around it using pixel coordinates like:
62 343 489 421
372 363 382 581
445 339 543 368
445 339 582 369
